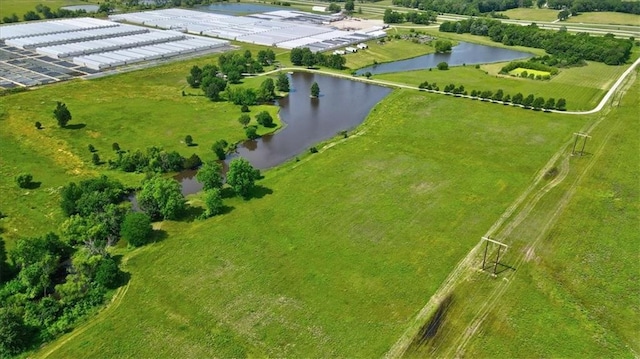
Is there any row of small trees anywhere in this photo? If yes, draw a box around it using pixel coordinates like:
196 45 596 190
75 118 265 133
290 48 346 70
419 81 567 110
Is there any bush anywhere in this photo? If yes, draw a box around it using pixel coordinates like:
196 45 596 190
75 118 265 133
238 114 251 127
35 121 42 129
92 153 100 165
437 62 449 70
204 188 224 217
94 256 121 289
255 111 274 127
15 173 33 189
241 104 250 113
112 142 120 151
245 126 258 140
211 140 228 160
185 135 193 146
309 146 318 153
88 144 95 153
120 212 152 247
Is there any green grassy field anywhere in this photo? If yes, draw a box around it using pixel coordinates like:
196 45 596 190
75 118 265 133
374 61 628 110
343 37 435 71
0 49 281 248
0 0 94 19
25 85 587 357
498 8 560 22
509 68 551 77
566 11 640 25
405 69 640 359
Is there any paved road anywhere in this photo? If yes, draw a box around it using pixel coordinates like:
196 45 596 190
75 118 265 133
263 54 640 115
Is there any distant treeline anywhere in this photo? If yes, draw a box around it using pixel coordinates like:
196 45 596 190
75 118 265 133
1 4 97 24
391 0 532 16
439 18 633 65
548 0 640 15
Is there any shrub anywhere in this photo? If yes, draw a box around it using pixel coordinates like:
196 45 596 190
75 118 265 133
437 62 449 70
35 121 42 129
255 111 274 127
15 173 33 189
309 146 318 153
185 135 193 146
88 144 95 153
92 153 100 165
245 126 258 140
112 142 120 151
241 104 250 113
120 212 152 247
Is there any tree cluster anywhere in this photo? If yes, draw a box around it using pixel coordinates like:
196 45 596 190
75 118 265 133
383 9 436 24
500 60 560 75
108 146 201 173
391 0 531 16
439 18 633 65
434 40 453 53
290 48 347 70
1 176 133 356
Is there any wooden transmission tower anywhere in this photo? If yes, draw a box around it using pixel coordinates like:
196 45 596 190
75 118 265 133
481 236 509 276
571 132 591 156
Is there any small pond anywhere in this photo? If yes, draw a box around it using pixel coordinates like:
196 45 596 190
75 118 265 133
60 4 100 12
356 42 532 75
178 72 392 195
195 3 285 14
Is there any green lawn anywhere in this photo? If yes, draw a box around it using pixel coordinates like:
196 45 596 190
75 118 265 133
462 69 640 359
0 0 94 19
343 37 435 71
0 49 281 247
509 68 551 77
29 87 585 358
498 8 560 22
375 61 628 110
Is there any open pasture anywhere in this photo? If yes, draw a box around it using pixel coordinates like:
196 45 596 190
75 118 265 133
509 67 551 77
29 86 586 358
0 0 94 19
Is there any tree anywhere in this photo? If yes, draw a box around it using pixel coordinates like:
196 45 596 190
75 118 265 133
0 308 30 357
276 72 290 92
211 139 228 160
196 161 223 191
544 97 556 110
258 78 276 102
16 173 33 189
202 76 227 101
556 98 567 111
138 176 186 221
241 104 250 113
183 153 202 170
437 62 449 70
185 135 193 146
532 96 545 109
256 111 274 127
345 0 355 12
302 51 316 68
310 82 320 98
53 101 72 128
512 92 524 105
558 9 570 21
290 48 304 66
238 114 251 127
94 255 121 289
227 70 242 84
120 212 152 247
186 65 203 88
434 40 453 53
204 188 224 217
522 94 535 107
328 2 341 13
35 121 42 129
226 158 260 199
92 153 101 165
245 125 258 140
112 142 120 151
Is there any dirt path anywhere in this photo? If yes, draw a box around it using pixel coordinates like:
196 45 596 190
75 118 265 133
384 64 637 359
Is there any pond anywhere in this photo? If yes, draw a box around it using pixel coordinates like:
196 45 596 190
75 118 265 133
194 3 285 14
177 72 392 195
356 42 532 76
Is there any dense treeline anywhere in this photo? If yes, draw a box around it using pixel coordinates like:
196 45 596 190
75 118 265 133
500 60 559 75
391 0 531 15
439 18 633 65
108 146 202 173
290 48 347 69
383 9 437 24
548 0 640 14
1 4 94 24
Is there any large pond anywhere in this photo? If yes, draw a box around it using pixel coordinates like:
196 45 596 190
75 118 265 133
195 3 285 14
356 42 532 75
178 72 391 195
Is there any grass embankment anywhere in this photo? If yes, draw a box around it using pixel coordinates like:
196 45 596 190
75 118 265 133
0 0 94 19
375 61 628 110
405 69 640 359
32 88 585 358
0 50 281 247
566 11 640 26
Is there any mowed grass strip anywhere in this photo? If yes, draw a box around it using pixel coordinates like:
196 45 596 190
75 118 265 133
36 89 584 358
376 62 628 110
464 69 640 358
565 11 640 26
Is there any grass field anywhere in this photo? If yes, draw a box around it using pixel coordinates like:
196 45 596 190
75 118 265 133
343 37 435 71
374 61 628 110
0 0 94 19
498 8 560 22
0 49 281 248
24 86 587 357
403 69 639 359
566 11 640 26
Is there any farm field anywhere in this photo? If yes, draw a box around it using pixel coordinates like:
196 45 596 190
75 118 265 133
343 37 435 71
498 8 560 22
0 48 281 248
404 69 640 358
374 61 629 110
30 87 586 357
566 11 640 26
0 0 94 19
